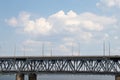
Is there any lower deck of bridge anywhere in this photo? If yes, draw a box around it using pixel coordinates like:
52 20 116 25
16 73 36 80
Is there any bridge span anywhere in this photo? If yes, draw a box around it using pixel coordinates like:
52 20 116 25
0 56 120 80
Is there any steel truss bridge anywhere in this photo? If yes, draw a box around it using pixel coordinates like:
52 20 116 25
0 56 120 75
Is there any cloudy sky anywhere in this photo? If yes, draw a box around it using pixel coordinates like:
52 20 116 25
0 0 120 56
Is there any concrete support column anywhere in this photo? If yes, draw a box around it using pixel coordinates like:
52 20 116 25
16 73 24 80
29 73 37 80
115 75 120 80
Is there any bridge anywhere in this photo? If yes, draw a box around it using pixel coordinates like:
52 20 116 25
0 56 120 80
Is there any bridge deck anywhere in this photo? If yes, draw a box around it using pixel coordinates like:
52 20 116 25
0 56 120 59
0 56 120 75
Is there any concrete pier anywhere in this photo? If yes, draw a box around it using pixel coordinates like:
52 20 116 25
29 73 37 80
115 75 120 80
16 73 24 80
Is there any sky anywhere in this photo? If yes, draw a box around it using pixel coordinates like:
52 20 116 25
0 0 120 56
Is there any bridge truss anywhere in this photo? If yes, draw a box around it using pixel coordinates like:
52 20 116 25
0 56 120 74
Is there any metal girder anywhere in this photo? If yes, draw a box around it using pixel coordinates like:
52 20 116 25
0 56 120 74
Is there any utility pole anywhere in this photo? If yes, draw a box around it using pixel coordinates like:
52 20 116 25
72 42 74 56
24 46 25 56
0 45 1 54
103 41 105 56
51 47 52 56
14 44 16 57
109 41 111 56
78 43 80 56
42 43 44 56
50 43 53 56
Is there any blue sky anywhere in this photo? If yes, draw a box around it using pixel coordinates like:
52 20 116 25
0 0 120 56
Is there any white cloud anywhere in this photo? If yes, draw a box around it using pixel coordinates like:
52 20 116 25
97 0 120 8
23 39 52 46
6 12 52 35
6 17 18 27
63 37 75 42
81 32 93 41
112 47 120 55
6 10 117 42
81 20 103 31
58 44 70 52
65 20 80 26
23 39 42 45
103 33 109 40
50 11 116 32
114 36 119 40
23 18 52 35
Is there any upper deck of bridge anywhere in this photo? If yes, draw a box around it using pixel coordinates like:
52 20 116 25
0 55 120 60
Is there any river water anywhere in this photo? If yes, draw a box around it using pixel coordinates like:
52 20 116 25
0 74 114 80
